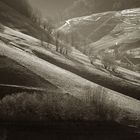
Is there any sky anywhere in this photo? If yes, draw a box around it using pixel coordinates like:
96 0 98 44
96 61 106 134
28 0 76 18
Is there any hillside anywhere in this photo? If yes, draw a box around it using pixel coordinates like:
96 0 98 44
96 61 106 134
57 8 140 71
0 25 140 123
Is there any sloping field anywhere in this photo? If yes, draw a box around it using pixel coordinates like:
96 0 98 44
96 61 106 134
0 26 140 99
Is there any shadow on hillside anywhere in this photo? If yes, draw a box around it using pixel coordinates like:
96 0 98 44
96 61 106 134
0 56 58 98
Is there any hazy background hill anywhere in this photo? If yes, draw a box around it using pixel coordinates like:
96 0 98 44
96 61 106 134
63 0 140 20
0 1 53 43
0 0 34 19
57 8 140 72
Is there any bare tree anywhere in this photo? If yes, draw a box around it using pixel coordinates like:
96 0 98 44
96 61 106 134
39 17 54 47
31 8 42 25
55 32 60 52
101 53 117 72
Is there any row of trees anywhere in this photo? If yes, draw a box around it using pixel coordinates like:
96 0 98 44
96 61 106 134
55 32 72 55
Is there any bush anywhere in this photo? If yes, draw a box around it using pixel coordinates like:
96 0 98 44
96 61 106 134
0 92 91 121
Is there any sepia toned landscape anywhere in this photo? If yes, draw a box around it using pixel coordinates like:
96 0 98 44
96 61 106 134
0 0 140 139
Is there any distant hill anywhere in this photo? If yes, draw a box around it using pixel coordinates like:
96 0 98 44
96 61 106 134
63 0 140 20
58 8 140 68
0 0 33 19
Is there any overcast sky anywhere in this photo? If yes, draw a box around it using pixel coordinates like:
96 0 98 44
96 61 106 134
28 0 76 17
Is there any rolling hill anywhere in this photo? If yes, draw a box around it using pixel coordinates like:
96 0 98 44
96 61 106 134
57 8 140 69
0 25 140 123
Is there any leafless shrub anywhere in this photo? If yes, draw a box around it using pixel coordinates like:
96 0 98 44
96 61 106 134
31 8 42 25
55 32 72 55
0 24 4 32
40 17 55 47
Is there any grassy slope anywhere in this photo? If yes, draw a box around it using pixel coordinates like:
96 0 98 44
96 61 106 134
0 56 59 98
